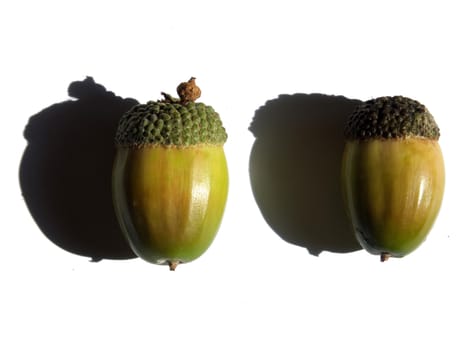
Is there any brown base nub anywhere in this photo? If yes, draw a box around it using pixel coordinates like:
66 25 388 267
380 252 391 262
168 260 180 271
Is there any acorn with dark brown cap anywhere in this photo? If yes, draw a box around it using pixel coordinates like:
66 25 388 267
341 96 445 261
112 78 228 270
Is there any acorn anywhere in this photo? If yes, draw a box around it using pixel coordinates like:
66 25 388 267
341 96 445 261
112 78 228 270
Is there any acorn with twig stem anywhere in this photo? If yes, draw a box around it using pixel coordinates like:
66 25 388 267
112 78 228 270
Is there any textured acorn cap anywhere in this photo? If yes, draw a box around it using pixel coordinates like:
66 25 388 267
344 96 440 141
115 78 227 147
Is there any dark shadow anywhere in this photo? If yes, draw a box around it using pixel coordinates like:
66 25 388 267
249 93 363 256
19 77 139 261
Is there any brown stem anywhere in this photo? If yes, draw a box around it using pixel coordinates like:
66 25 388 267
380 252 391 262
177 77 201 104
168 260 180 271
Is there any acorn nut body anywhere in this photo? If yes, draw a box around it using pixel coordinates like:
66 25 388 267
112 78 228 270
341 96 445 261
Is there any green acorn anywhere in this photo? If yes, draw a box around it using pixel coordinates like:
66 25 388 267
112 78 228 270
341 96 445 261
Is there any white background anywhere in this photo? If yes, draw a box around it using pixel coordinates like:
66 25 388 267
2 1 466 349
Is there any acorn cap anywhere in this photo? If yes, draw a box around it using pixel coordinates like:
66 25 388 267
344 96 440 141
115 78 227 147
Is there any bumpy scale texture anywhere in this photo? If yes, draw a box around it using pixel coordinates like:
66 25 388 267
345 96 440 141
115 100 227 147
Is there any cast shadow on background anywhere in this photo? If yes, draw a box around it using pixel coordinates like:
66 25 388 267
19 77 138 261
249 93 363 256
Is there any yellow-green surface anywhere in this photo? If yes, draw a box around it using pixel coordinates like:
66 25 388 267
112 145 228 266
342 138 444 258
